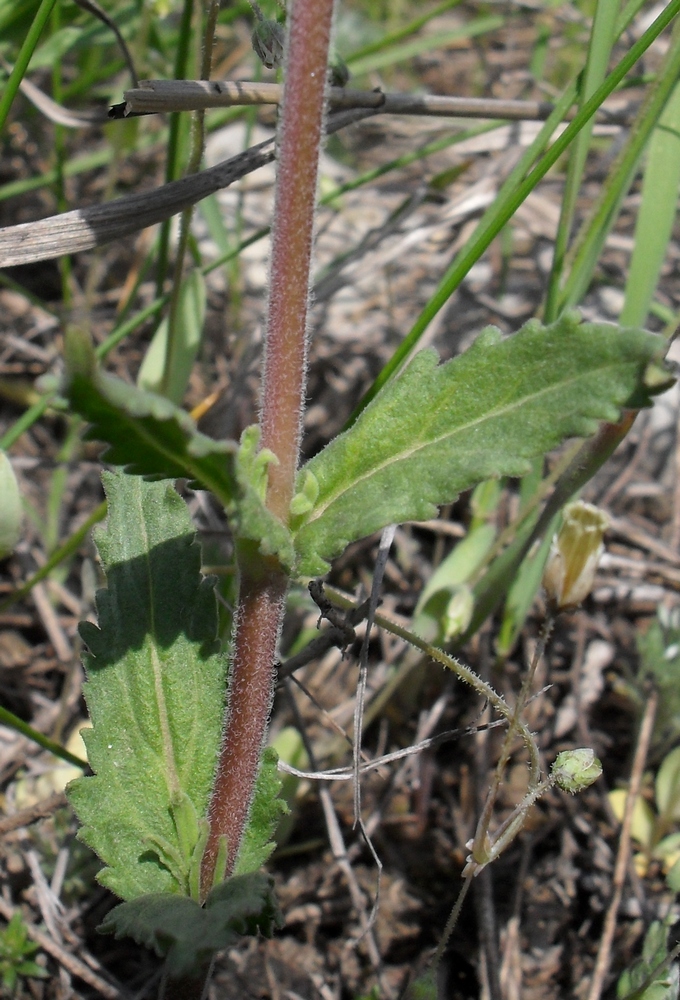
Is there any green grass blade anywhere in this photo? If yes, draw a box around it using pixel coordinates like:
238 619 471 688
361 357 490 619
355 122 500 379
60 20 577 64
0 502 107 614
620 80 680 326
0 0 59 135
616 0 649 35
347 15 504 77
545 0 620 321
559 16 680 312
346 82 578 424
349 0 680 425
138 269 206 405
347 0 465 62
0 706 87 769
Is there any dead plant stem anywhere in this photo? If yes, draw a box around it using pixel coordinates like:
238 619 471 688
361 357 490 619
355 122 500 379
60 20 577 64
587 688 658 1000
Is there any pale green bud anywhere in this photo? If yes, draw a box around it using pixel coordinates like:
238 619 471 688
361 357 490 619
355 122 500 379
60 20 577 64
542 501 608 611
552 748 602 793
0 451 22 559
252 19 285 70
329 53 350 88
442 584 474 641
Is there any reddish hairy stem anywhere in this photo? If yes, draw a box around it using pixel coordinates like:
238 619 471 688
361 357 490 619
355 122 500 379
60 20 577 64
200 0 335 897
260 0 335 521
201 557 287 895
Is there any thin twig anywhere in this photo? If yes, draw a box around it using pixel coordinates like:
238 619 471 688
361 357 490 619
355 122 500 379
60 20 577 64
473 638 502 1000
282 681 385 982
121 79 633 124
0 792 68 835
323 584 541 781
353 525 396 823
586 689 659 1000
275 717 508 781
72 0 138 85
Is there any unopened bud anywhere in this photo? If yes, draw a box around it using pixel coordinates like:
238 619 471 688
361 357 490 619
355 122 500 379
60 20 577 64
329 54 350 88
442 585 474 641
251 18 285 70
552 748 602 793
0 451 22 559
542 501 608 611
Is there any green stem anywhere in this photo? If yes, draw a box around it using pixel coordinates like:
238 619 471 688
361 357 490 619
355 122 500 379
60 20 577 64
0 707 87 770
323 584 541 781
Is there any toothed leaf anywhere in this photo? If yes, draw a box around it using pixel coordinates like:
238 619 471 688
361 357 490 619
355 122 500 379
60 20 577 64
293 315 670 576
99 872 281 978
233 748 288 876
67 472 228 900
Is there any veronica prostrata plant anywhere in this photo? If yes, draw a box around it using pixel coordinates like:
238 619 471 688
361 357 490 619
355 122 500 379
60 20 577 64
1 0 679 995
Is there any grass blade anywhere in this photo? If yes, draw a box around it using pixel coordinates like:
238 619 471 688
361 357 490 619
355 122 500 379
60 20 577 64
620 80 680 326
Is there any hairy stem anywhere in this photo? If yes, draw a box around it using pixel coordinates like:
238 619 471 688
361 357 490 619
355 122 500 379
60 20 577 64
200 0 335 896
259 0 334 520
201 556 288 894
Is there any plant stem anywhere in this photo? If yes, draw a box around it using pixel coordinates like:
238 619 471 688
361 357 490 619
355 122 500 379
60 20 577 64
200 0 335 896
259 0 334 521
201 556 288 893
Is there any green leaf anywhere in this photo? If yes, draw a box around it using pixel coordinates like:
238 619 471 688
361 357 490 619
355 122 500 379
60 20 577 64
233 748 288 876
233 427 296 571
99 872 281 979
138 269 206 405
666 856 680 893
617 919 679 1000
293 314 670 576
66 472 228 900
64 334 296 570
64 328 238 508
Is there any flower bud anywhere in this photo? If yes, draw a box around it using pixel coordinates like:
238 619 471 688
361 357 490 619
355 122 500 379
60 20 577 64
542 501 608 611
251 18 285 70
552 748 602 793
0 451 22 559
442 584 474 641
329 53 350 88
